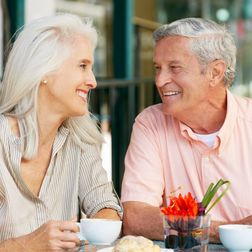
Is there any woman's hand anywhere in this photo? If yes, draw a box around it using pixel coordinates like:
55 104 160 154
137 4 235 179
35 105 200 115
25 220 81 251
0 220 81 252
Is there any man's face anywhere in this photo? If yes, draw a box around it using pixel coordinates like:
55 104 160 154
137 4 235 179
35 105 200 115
153 36 211 118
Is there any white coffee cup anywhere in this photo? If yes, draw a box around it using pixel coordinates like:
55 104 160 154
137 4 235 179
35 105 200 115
76 222 85 241
78 218 122 245
219 224 252 252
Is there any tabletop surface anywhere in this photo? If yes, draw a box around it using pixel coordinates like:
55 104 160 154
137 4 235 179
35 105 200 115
78 240 227 251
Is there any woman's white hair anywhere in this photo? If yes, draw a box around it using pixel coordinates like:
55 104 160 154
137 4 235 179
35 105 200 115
0 13 103 159
153 18 236 86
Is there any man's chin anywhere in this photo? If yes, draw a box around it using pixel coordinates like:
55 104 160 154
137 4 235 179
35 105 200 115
162 104 173 116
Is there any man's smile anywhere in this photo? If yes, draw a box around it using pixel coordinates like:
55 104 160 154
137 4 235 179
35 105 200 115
163 91 182 96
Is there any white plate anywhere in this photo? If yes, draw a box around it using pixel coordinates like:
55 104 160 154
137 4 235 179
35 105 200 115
97 247 173 252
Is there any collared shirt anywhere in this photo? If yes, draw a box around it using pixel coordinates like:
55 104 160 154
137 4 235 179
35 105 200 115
121 90 252 222
0 115 122 240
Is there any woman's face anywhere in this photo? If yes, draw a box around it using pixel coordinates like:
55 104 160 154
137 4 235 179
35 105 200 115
39 36 96 120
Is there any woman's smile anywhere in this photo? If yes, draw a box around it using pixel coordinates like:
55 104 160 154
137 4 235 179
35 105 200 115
76 89 88 102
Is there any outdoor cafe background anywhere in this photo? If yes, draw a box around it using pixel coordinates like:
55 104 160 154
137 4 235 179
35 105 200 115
1 0 252 195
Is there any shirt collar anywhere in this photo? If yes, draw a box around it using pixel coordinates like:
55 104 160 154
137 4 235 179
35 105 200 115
179 90 237 153
51 124 70 157
217 89 238 152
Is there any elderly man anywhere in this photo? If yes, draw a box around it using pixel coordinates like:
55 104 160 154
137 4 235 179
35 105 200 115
121 17 252 243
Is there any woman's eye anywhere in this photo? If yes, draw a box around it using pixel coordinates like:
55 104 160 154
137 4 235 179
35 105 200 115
80 64 87 70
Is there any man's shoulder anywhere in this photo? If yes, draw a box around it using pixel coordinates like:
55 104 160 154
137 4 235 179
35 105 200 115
233 93 252 106
137 103 166 120
232 93 252 120
133 104 176 133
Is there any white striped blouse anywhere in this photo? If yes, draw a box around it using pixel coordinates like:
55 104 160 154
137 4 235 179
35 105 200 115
0 115 122 240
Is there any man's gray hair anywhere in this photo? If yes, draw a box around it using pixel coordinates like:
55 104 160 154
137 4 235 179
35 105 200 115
153 18 236 86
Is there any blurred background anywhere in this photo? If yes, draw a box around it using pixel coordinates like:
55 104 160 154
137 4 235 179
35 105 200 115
1 0 252 195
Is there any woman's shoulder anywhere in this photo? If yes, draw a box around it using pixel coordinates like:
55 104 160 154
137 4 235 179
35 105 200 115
0 114 6 124
0 114 14 135
0 115 15 146
62 130 100 157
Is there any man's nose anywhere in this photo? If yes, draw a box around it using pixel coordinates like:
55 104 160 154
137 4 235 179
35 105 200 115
155 70 172 88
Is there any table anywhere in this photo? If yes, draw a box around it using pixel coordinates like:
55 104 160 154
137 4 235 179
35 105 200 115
154 241 226 252
78 241 227 251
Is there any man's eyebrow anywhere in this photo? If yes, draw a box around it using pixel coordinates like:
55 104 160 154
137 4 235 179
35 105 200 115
153 60 161 65
166 60 183 65
153 60 182 65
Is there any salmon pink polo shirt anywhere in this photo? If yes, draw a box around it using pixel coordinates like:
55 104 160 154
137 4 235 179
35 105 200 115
121 90 252 222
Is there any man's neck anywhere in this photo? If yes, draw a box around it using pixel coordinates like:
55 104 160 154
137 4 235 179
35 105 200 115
183 112 226 134
178 89 227 134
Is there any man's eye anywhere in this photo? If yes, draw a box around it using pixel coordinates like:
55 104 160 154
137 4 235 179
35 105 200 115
154 66 161 71
170 66 181 72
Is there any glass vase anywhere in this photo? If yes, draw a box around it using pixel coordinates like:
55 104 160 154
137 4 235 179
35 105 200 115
163 215 211 252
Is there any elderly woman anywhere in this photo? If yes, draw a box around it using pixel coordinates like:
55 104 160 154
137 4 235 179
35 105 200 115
0 13 122 251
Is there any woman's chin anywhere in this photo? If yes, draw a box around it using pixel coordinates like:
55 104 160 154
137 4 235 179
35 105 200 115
70 108 89 118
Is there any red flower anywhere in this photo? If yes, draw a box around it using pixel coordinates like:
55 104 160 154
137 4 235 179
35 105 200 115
161 179 230 218
161 192 198 217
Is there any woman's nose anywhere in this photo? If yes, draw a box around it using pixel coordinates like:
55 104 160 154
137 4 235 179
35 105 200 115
86 70 97 89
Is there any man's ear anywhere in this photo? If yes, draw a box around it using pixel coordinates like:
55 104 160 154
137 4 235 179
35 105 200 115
207 59 226 87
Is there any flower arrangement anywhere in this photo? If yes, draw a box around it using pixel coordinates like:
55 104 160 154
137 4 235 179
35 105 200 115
161 179 230 250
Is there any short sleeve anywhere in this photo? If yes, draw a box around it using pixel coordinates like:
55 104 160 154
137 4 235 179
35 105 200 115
121 108 165 206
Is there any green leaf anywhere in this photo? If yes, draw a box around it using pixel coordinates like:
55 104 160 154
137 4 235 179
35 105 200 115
201 179 230 214
201 183 214 207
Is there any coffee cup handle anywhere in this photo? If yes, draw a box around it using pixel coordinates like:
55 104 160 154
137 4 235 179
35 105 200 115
76 222 86 241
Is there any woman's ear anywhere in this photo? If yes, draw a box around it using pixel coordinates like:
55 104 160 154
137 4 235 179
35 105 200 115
41 80 48 85
40 75 53 86
208 59 226 87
